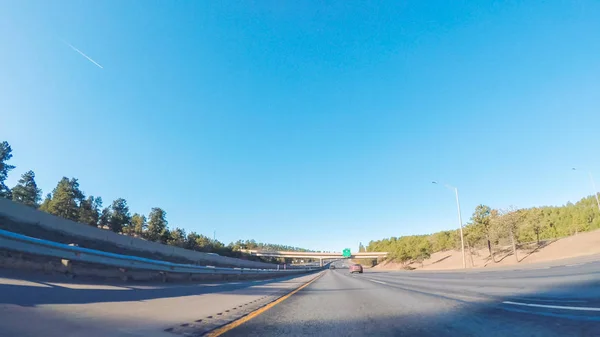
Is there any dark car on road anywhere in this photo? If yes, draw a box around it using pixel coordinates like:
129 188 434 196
349 264 363 274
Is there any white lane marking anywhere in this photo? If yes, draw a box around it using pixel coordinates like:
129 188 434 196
565 263 584 267
503 301 600 312
368 278 485 302
0 279 53 288
510 297 588 303
368 279 388 285
445 293 488 302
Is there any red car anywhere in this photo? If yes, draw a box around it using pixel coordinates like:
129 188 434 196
349 264 363 274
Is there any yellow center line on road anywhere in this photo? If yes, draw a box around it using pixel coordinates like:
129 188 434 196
205 272 325 337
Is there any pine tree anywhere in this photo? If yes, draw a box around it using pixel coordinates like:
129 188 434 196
47 177 85 221
471 204 493 259
0 141 15 199
130 213 147 236
11 170 41 207
146 207 168 242
39 193 52 212
168 227 186 247
99 207 111 229
78 196 102 227
109 198 131 233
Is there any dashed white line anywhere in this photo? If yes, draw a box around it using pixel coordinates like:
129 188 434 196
510 297 587 303
368 279 388 285
565 263 584 267
366 278 486 302
502 301 600 312
447 293 490 302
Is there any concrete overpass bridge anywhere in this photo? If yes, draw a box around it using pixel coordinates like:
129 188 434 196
240 250 389 266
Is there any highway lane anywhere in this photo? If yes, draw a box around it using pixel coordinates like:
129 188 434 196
394 254 600 277
0 269 320 337
222 267 600 336
2 259 600 337
364 259 600 302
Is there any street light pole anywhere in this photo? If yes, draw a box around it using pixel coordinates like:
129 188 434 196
588 171 600 212
433 181 466 269
453 187 467 269
572 168 600 212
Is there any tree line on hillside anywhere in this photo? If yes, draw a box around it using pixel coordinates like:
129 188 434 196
368 196 600 265
0 141 311 260
228 239 314 252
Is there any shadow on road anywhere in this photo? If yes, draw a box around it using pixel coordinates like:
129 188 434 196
2 267 600 336
223 301 600 337
219 270 600 337
0 270 319 307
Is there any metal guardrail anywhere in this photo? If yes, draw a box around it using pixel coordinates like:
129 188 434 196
0 229 321 275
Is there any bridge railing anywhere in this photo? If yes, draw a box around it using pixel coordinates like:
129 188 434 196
240 249 389 258
0 229 323 276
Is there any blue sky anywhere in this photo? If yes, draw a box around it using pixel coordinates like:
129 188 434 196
1 1 600 252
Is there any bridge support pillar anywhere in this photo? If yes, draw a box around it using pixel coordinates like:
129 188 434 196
319 258 323 267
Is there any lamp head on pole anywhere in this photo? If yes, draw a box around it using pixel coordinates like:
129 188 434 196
432 181 455 191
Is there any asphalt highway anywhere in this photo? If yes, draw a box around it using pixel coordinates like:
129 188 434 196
222 262 600 337
2 259 600 337
0 270 319 337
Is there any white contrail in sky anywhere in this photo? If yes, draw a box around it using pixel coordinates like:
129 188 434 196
62 40 103 69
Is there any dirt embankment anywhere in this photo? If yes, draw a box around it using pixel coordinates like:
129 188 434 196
374 229 600 271
0 215 269 268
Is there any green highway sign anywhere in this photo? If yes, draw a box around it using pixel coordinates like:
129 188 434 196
342 248 351 258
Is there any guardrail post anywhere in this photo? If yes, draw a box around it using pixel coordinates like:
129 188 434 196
61 258 72 276
61 243 78 278
119 268 129 281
